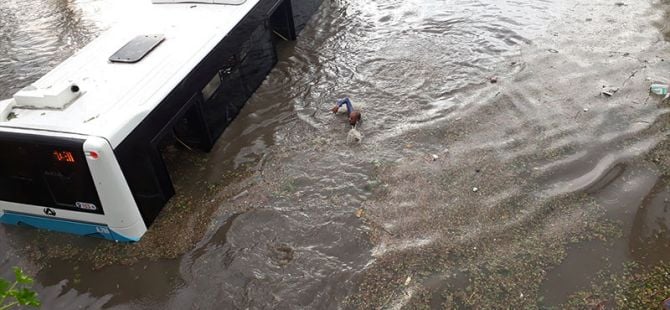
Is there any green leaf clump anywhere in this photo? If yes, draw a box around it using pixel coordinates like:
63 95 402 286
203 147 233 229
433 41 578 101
0 267 41 310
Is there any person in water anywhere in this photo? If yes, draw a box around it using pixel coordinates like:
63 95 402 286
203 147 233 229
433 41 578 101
331 97 362 126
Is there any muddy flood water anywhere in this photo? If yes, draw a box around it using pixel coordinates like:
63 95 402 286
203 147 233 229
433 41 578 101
2 0 670 308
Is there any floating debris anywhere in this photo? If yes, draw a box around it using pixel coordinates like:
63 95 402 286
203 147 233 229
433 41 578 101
650 83 668 96
232 190 248 201
601 86 619 97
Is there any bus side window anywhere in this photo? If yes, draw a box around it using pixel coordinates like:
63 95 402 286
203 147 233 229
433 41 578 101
201 72 222 101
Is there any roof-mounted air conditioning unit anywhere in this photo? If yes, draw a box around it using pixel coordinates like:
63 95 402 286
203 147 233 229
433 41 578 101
13 82 82 110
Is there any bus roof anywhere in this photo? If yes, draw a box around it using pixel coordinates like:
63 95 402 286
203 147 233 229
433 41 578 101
0 0 259 147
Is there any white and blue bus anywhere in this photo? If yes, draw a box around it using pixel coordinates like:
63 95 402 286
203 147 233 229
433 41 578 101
0 0 322 242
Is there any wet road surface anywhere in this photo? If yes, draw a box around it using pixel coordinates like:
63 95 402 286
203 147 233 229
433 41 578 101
2 0 670 308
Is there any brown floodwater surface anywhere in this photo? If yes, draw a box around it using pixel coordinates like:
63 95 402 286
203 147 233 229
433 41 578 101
2 0 670 308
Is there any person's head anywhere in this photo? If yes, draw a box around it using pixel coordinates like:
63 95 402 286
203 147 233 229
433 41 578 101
349 111 361 126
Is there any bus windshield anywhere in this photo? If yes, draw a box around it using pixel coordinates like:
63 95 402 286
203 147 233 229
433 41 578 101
0 132 103 214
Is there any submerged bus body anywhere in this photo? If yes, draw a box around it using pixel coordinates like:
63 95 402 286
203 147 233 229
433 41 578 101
0 0 322 242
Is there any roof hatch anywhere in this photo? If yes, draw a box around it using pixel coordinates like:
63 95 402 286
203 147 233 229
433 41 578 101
109 34 165 63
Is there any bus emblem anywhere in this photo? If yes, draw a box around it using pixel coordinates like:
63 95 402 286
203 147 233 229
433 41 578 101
43 208 56 216
76 202 98 211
